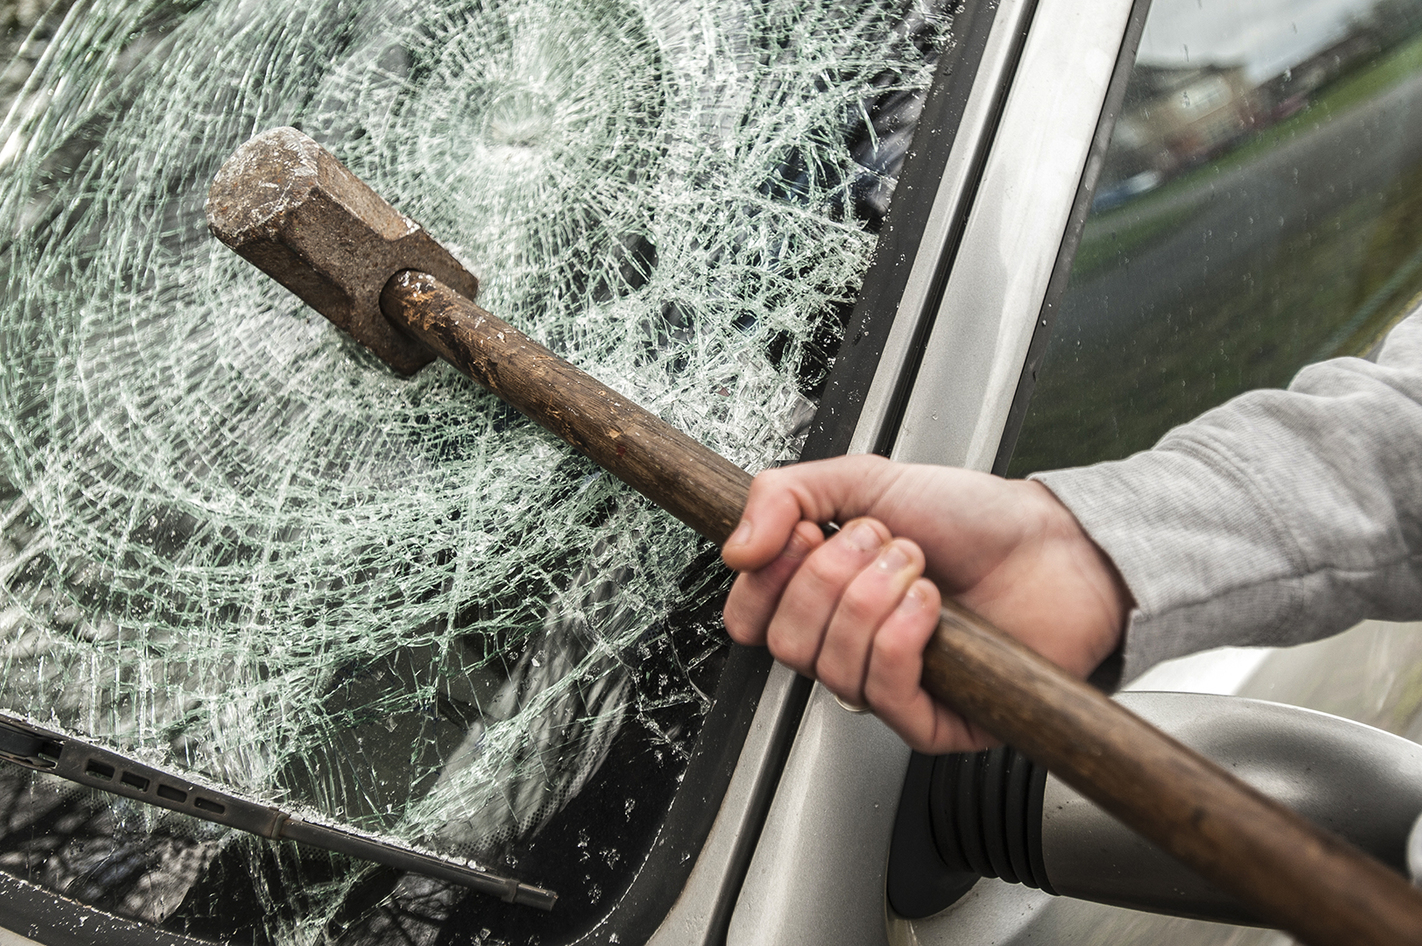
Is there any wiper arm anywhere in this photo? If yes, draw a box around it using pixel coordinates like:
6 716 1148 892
0 711 557 911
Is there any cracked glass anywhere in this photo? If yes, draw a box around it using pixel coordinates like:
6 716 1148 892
0 0 951 941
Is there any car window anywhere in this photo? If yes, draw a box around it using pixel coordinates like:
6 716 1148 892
1008 0 1422 475
0 0 956 943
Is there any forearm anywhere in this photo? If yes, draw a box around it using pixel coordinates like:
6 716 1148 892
1035 308 1422 682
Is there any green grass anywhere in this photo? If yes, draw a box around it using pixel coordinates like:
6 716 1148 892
1009 154 1422 476
1069 201 1201 279
1069 31 1422 283
1007 30 1422 476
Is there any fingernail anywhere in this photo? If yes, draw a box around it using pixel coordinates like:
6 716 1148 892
875 543 911 573
897 583 927 614
842 520 881 553
727 519 752 547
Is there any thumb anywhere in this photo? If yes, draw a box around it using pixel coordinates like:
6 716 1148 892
720 456 894 571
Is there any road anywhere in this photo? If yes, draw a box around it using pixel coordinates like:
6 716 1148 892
1062 65 1422 340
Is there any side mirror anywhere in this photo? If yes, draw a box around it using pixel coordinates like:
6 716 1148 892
888 691 1422 923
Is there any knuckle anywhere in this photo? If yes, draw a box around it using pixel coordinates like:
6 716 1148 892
837 581 888 625
765 623 818 672
870 624 914 664
861 678 897 713
722 612 758 645
757 465 787 485
749 466 787 497
799 550 852 588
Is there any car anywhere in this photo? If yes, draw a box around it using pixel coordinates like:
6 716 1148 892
1 0 1421 943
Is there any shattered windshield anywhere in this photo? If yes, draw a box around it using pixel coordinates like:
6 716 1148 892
0 0 949 941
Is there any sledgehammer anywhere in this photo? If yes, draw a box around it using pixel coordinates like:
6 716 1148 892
206 127 1422 945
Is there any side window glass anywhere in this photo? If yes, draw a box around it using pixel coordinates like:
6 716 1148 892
1010 0 1422 474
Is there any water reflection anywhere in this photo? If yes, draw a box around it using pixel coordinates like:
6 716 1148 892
1010 0 1422 473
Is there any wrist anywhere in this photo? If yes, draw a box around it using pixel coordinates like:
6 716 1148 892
1024 478 1134 659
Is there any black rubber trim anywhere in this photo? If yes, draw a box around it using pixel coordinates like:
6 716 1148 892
954 752 992 877
1003 747 1036 888
893 746 1054 916
886 752 979 919
1026 759 1055 895
980 747 1016 883
927 745 965 870
0 726 43 760
992 0 1155 476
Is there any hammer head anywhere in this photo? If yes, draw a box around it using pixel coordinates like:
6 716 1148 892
205 127 480 374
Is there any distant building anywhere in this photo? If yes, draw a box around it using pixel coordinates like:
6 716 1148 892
1104 63 1256 187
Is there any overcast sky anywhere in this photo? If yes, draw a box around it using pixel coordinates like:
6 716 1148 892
1137 0 1380 80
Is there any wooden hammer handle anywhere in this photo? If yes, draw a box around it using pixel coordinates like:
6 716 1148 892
383 270 754 544
382 269 1422 946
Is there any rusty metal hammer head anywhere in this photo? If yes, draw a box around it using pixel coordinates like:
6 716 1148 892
205 127 480 374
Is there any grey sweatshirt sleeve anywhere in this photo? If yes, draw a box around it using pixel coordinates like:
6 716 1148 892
1032 307 1422 683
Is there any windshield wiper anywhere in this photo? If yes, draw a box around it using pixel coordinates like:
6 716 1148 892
0 711 557 910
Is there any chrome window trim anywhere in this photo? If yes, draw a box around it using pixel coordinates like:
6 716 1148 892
847 0 1041 458
891 0 1141 472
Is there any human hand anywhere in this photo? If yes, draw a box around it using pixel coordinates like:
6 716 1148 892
720 454 1131 754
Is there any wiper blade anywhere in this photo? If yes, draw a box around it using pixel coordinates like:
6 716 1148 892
0 712 557 910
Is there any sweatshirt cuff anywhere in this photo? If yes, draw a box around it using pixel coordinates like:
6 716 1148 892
1030 444 1305 683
